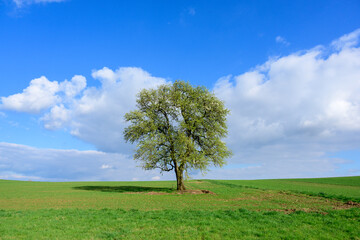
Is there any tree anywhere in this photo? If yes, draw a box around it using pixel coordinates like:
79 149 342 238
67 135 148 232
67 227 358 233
124 80 232 191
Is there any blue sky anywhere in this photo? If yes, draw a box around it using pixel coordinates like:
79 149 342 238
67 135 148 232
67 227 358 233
0 0 360 181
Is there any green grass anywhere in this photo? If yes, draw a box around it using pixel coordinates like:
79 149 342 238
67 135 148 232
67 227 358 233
0 177 359 239
210 176 360 203
287 176 360 187
1 208 359 240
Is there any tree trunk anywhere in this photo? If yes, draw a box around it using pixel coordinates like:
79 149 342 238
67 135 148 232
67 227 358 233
175 167 186 191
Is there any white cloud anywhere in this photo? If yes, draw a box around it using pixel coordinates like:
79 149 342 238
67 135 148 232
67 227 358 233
331 29 360 50
0 76 60 114
0 67 167 153
44 67 167 153
13 0 66 7
214 28 360 175
60 75 87 99
0 142 173 181
1 30 360 180
151 176 161 181
42 104 70 129
275 36 290 46
0 74 86 115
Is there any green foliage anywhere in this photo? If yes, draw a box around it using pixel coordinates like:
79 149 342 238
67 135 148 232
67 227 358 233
124 81 232 189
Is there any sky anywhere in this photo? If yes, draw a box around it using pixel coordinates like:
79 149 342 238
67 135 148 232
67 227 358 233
0 0 360 181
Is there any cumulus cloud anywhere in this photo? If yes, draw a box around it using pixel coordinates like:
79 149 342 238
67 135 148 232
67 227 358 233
45 67 167 153
60 75 87 99
1 74 86 115
216 30 360 148
42 104 70 129
1 67 167 153
0 142 172 181
1 76 60 113
213 28 360 178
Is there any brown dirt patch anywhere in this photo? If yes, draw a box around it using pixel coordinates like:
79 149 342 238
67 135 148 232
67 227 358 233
228 190 360 212
177 189 215 195
272 209 297 214
325 200 360 210
268 208 328 215
345 201 360 207
122 189 215 195
123 191 169 195
145 192 169 195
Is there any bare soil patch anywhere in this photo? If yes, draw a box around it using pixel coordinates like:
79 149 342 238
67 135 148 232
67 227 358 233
122 189 215 195
345 201 360 207
177 189 216 195
123 191 169 195
145 192 169 195
268 208 329 215
228 190 360 212
330 201 360 210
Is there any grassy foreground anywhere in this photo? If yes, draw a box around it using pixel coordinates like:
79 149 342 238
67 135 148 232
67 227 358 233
0 177 359 239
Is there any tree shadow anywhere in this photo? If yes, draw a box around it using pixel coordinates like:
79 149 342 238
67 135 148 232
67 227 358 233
73 185 174 193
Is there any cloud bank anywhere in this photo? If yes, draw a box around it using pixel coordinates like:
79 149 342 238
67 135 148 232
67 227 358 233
1 29 360 181
0 142 168 181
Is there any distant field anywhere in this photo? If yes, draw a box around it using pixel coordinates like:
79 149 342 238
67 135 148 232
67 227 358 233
211 176 360 202
286 176 360 187
0 177 359 239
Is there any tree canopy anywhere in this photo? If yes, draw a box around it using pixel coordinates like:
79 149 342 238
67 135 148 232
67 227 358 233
124 80 232 190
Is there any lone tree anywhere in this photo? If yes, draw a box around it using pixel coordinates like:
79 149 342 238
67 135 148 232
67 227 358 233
124 81 232 191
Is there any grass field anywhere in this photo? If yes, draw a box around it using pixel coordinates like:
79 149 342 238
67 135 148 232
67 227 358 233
209 176 360 203
0 177 359 239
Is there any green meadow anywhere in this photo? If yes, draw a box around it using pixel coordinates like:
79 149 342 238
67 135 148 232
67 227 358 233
0 177 359 239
